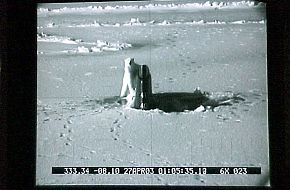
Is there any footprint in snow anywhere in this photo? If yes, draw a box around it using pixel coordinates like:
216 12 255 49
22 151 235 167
110 127 115 132
90 150 96 154
113 119 119 124
145 152 151 156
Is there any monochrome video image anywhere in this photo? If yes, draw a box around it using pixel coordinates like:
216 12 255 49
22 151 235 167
37 0 269 186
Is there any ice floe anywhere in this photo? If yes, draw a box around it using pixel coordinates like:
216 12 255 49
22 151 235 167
39 18 265 29
37 33 132 54
38 1 265 14
123 18 144 26
37 32 80 44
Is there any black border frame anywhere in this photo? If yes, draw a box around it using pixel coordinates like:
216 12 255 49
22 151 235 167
1 0 289 189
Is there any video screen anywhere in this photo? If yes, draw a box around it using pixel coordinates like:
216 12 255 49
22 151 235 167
36 0 269 186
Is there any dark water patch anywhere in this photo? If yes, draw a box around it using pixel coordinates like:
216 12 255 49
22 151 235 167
150 91 209 112
78 91 245 113
148 91 244 112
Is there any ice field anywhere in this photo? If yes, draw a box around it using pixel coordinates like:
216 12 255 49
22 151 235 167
36 0 269 186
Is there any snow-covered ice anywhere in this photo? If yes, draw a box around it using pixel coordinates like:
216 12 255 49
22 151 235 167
37 0 269 186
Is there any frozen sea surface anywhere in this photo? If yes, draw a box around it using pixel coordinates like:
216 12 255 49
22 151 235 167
37 0 268 186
